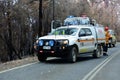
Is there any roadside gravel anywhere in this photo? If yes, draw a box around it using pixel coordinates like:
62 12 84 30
0 56 38 71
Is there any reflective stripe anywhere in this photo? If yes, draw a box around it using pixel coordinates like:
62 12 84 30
80 48 88 53
77 38 105 42
97 38 105 40
77 39 94 42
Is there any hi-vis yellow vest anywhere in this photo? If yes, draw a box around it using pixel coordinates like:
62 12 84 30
105 31 110 44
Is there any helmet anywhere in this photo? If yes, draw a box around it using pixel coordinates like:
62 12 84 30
105 26 109 31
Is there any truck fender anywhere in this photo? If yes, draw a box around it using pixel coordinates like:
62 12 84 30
70 44 79 55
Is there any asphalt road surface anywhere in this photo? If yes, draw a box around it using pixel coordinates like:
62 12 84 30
0 43 120 80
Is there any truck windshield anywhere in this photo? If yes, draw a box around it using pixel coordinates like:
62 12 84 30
51 28 78 36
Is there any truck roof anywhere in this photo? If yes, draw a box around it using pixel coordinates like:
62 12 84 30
57 25 95 29
64 17 90 25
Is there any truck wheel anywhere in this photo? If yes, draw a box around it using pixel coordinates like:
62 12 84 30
112 44 115 47
109 43 112 48
109 39 112 48
68 47 77 63
93 45 103 58
37 54 47 62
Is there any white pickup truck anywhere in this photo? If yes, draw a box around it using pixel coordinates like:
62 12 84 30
35 24 106 63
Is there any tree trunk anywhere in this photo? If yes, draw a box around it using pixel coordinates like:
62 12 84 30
6 3 22 60
39 0 43 37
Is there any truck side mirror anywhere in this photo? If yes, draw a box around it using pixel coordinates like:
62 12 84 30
51 20 62 32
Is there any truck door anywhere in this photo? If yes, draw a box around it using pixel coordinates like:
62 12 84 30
78 28 94 53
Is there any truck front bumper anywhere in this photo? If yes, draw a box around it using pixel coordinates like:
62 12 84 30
37 45 70 57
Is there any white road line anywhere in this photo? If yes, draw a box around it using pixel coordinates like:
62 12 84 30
0 57 56 74
88 51 119 80
0 62 38 74
82 50 120 80
82 56 110 80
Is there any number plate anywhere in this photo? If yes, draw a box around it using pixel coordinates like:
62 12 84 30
43 46 51 50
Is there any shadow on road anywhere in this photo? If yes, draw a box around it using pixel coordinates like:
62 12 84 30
43 55 97 64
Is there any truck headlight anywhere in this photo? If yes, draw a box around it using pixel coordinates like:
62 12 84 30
63 40 69 44
57 40 69 45
49 40 54 46
38 40 43 46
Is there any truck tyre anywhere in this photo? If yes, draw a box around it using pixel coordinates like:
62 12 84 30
109 43 112 48
37 54 47 62
109 39 112 48
68 47 77 63
93 45 103 58
112 44 115 47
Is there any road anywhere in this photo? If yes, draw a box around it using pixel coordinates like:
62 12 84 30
0 43 120 80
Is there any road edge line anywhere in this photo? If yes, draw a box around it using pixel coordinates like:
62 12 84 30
0 62 38 74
